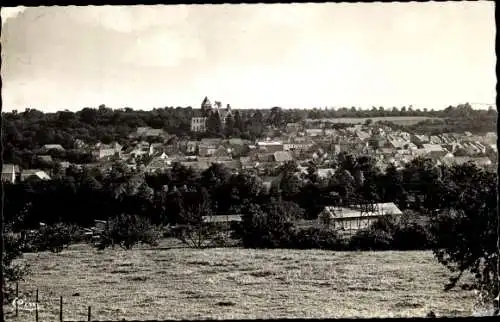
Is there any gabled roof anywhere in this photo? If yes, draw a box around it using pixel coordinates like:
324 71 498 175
42 144 65 150
322 202 403 220
21 169 51 181
422 144 445 152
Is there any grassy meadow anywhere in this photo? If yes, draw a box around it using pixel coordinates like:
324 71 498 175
5 240 475 321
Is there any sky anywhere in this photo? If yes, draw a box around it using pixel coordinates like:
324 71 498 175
1 3 496 112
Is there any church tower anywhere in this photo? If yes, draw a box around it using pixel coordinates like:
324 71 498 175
201 96 213 117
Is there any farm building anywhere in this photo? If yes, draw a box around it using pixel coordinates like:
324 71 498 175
202 214 242 224
1 164 20 183
318 202 403 235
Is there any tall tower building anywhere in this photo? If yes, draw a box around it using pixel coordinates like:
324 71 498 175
201 96 213 117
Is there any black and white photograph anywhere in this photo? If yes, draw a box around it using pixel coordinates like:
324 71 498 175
1 2 497 321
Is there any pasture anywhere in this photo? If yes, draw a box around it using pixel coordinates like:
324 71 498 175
5 241 475 321
306 116 443 125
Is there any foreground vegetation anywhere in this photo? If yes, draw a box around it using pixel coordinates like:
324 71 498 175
3 154 498 312
4 243 476 321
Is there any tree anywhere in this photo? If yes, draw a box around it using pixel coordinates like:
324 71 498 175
224 113 235 137
96 214 160 250
32 223 80 253
174 188 218 248
268 106 284 128
239 198 302 248
233 110 244 135
206 111 223 137
430 164 498 308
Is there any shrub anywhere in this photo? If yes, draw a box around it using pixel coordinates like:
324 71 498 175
2 232 30 303
392 219 433 250
290 227 343 250
26 223 81 253
96 214 161 250
349 229 394 250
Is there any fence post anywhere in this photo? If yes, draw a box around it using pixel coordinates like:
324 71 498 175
88 306 91 321
35 289 39 303
35 303 39 322
15 282 19 317
59 296 63 322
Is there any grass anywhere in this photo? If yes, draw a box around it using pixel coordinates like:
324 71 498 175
4 239 475 321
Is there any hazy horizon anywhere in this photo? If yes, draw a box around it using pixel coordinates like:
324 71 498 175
1 3 496 113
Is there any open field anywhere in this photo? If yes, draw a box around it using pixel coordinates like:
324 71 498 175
306 116 443 125
5 240 475 321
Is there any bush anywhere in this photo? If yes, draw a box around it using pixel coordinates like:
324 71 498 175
348 213 434 251
290 227 344 250
23 223 81 253
96 214 160 250
2 232 30 303
392 219 433 250
349 229 394 250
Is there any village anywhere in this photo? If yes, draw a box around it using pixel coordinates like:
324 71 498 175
3 97 497 184
2 97 498 239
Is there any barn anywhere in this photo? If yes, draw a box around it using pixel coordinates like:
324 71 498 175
318 202 403 236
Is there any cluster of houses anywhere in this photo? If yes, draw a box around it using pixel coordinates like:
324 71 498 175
2 98 497 184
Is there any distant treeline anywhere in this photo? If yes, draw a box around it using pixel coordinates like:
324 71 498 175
1 103 496 166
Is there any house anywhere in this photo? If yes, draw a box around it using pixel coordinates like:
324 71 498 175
318 202 403 236
305 129 323 137
145 156 171 173
422 144 446 154
284 142 312 151
411 134 430 147
256 141 284 153
41 144 65 152
273 151 293 163
2 164 20 183
20 169 51 182
185 140 199 154
199 144 219 157
191 117 207 132
429 136 443 144
91 142 122 159
355 130 370 141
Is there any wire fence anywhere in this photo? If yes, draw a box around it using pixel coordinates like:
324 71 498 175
8 282 94 322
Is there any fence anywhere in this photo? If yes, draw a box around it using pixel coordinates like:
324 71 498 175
10 282 94 322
